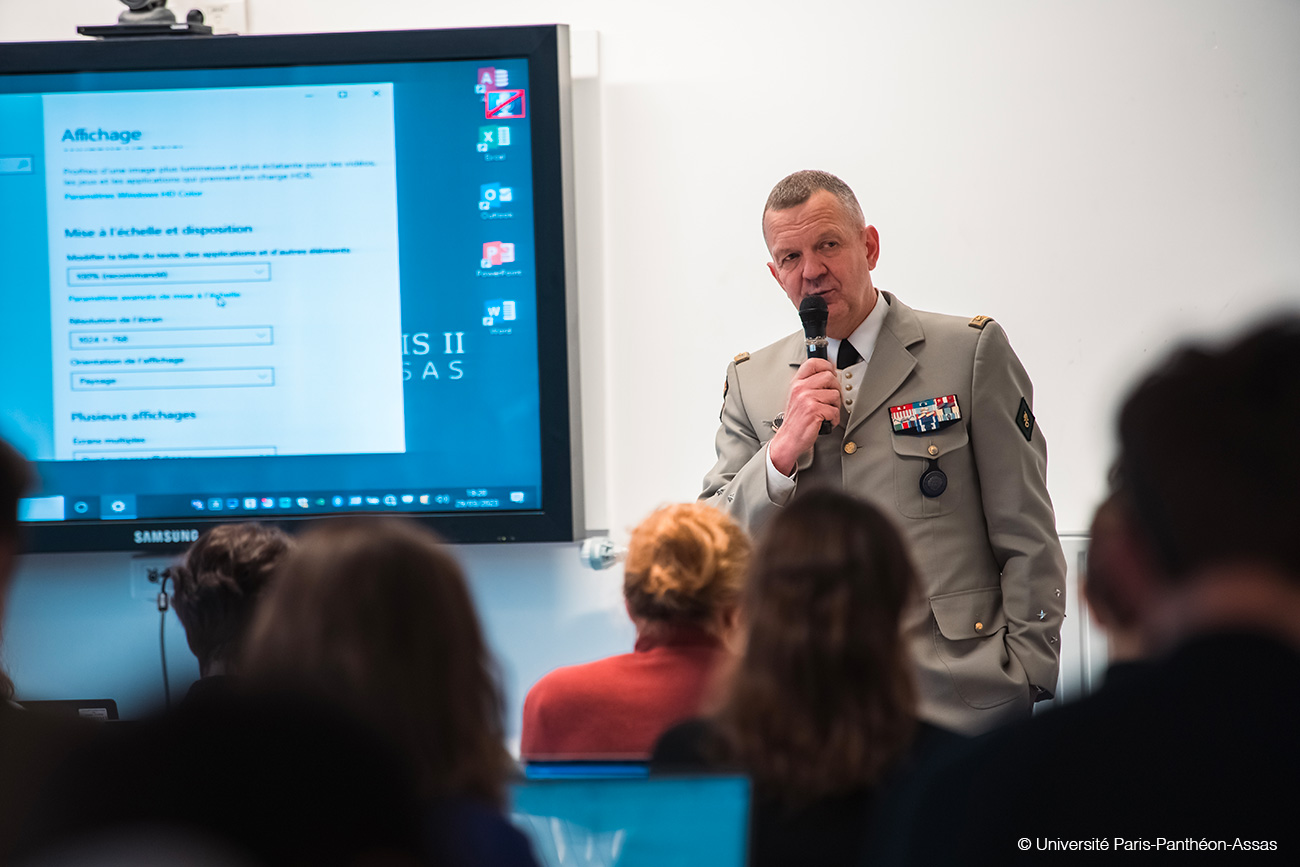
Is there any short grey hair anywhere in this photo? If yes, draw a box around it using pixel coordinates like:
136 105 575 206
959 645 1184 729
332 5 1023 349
763 170 865 229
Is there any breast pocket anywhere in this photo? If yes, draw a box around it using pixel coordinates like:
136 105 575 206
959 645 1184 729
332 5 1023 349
891 422 968 518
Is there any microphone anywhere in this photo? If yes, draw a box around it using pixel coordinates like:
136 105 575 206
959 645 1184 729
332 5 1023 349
798 295 832 435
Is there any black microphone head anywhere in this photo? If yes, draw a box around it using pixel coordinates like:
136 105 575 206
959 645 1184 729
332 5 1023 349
799 294 828 337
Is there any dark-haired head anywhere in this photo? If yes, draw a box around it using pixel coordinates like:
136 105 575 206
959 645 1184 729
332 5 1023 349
171 522 294 677
242 517 511 806
715 487 919 805
1118 316 1300 586
0 438 31 702
0 438 30 553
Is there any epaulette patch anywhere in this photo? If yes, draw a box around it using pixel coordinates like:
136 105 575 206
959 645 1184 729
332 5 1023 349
733 351 750 364
969 315 993 330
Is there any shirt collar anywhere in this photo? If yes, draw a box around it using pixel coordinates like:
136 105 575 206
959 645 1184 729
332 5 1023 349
828 290 889 368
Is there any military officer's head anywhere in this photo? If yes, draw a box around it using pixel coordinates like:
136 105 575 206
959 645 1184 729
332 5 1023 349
762 170 882 340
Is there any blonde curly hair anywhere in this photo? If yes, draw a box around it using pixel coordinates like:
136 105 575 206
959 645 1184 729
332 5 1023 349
623 503 750 627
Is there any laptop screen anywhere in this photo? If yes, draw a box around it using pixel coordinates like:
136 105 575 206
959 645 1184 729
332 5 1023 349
509 775 750 867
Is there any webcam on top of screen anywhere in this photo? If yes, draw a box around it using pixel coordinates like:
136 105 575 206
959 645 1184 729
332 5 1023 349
78 1 215 39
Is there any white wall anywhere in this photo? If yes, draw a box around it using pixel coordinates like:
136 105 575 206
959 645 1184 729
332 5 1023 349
3 1 1298 731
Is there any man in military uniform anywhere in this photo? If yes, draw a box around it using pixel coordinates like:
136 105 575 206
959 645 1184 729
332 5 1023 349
700 170 1065 733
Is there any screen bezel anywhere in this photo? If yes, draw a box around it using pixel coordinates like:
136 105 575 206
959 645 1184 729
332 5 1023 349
2 25 583 553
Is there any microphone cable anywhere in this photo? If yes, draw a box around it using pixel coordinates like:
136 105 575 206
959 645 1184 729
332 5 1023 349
150 567 174 710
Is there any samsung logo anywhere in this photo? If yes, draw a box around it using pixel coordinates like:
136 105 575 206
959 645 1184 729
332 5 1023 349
134 529 199 544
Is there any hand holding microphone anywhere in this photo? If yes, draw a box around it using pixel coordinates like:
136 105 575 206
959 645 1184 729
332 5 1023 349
768 296 841 476
799 295 835 435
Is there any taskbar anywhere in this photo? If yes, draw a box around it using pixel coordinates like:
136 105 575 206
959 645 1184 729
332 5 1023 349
28 487 540 522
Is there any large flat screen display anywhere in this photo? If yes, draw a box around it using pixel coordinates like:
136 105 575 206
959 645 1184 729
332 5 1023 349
0 26 582 552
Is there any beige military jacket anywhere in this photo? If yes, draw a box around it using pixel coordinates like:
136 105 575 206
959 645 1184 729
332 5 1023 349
701 292 1066 734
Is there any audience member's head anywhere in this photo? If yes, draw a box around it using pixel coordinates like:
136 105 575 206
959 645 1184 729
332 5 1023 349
1116 316 1300 646
170 523 294 678
1 438 32 703
0 437 29 583
242 517 512 806
714 488 919 805
1082 491 1155 663
623 502 750 640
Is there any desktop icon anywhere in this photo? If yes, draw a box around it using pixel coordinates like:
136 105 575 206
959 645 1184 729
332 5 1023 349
349 495 364 506
244 498 258 510
191 499 206 511
483 299 518 326
481 242 516 269
477 125 511 152
297 497 310 508
510 491 525 503
383 495 398 507
479 183 513 211
208 498 224 511
365 496 381 506
401 494 414 504
279 497 292 509
484 88 526 119
260 497 275 509
418 494 430 505
226 498 240 510
332 496 344 507
475 67 508 94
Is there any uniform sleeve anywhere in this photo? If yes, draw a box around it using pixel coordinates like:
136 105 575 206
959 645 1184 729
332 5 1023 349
699 360 784 534
970 322 1067 697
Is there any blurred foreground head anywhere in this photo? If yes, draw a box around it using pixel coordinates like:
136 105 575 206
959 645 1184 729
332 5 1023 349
1118 317 1300 584
717 488 920 804
243 517 511 805
0 438 32 702
1116 316 1300 648
0 437 29 572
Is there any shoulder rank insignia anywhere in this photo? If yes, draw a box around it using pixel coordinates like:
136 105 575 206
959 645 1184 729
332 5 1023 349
733 351 750 364
1016 397 1035 442
890 395 961 434
969 315 993 330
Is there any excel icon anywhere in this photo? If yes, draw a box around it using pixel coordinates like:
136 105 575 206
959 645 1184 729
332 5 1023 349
477 125 512 152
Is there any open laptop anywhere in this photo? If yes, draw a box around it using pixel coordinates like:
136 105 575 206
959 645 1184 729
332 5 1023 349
17 698 119 721
510 774 750 867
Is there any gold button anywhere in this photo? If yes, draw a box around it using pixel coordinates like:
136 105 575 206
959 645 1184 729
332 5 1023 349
844 371 853 379
845 384 853 391
844 442 857 454
975 621 984 631
927 444 939 456
845 399 853 406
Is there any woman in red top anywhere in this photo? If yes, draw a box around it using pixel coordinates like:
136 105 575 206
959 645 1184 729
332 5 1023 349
521 503 751 760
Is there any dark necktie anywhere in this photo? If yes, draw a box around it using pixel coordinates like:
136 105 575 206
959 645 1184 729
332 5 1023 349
837 339 861 369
